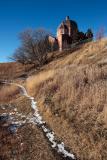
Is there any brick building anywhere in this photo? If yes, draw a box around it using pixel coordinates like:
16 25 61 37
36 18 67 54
49 16 93 51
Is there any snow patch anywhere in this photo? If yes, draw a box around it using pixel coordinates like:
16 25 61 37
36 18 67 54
5 82 76 159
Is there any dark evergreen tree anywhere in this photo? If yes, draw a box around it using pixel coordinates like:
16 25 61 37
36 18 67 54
85 29 93 40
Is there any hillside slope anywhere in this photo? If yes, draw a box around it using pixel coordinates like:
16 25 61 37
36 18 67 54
0 62 34 80
26 39 107 160
0 39 107 160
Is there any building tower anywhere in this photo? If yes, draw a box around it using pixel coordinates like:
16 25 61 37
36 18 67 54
57 21 69 51
57 16 79 51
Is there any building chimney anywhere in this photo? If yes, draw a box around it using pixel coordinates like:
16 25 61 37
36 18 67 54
66 16 70 20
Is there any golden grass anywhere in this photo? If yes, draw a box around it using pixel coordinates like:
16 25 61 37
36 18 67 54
42 38 107 70
26 39 107 160
26 70 55 95
1 39 107 159
0 62 34 80
0 85 19 102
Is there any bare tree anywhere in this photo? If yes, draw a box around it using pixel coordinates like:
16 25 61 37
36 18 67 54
96 27 105 40
12 29 57 66
11 47 29 64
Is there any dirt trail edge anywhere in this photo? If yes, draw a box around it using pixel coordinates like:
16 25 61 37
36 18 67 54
3 82 76 160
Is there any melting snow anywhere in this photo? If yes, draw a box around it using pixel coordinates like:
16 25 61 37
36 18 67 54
4 82 76 160
0 112 26 134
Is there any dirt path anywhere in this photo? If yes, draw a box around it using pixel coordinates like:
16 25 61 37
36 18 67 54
0 82 76 160
0 110 63 160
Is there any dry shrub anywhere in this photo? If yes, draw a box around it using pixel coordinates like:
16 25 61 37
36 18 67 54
0 85 19 102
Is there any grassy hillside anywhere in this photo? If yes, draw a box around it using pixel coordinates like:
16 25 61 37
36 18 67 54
26 39 107 160
0 62 34 80
0 39 107 160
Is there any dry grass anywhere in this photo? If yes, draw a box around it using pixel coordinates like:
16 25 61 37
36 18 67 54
0 85 19 102
0 62 34 80
42 38 107 70
26 39 107 160
0 117 61 160
26 70 55 95
1 39 107 160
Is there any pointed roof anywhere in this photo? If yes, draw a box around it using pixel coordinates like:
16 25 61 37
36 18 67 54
65 17 78 28
58 16 78 30
58 21 68 30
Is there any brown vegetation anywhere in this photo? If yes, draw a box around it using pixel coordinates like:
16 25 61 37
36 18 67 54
12 29 58 66
26 39 107 160
0 107 62 160
0 84 19 102
0 62 34 80
0 39 107 160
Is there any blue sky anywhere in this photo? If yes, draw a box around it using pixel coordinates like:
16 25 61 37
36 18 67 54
0 0 107 62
